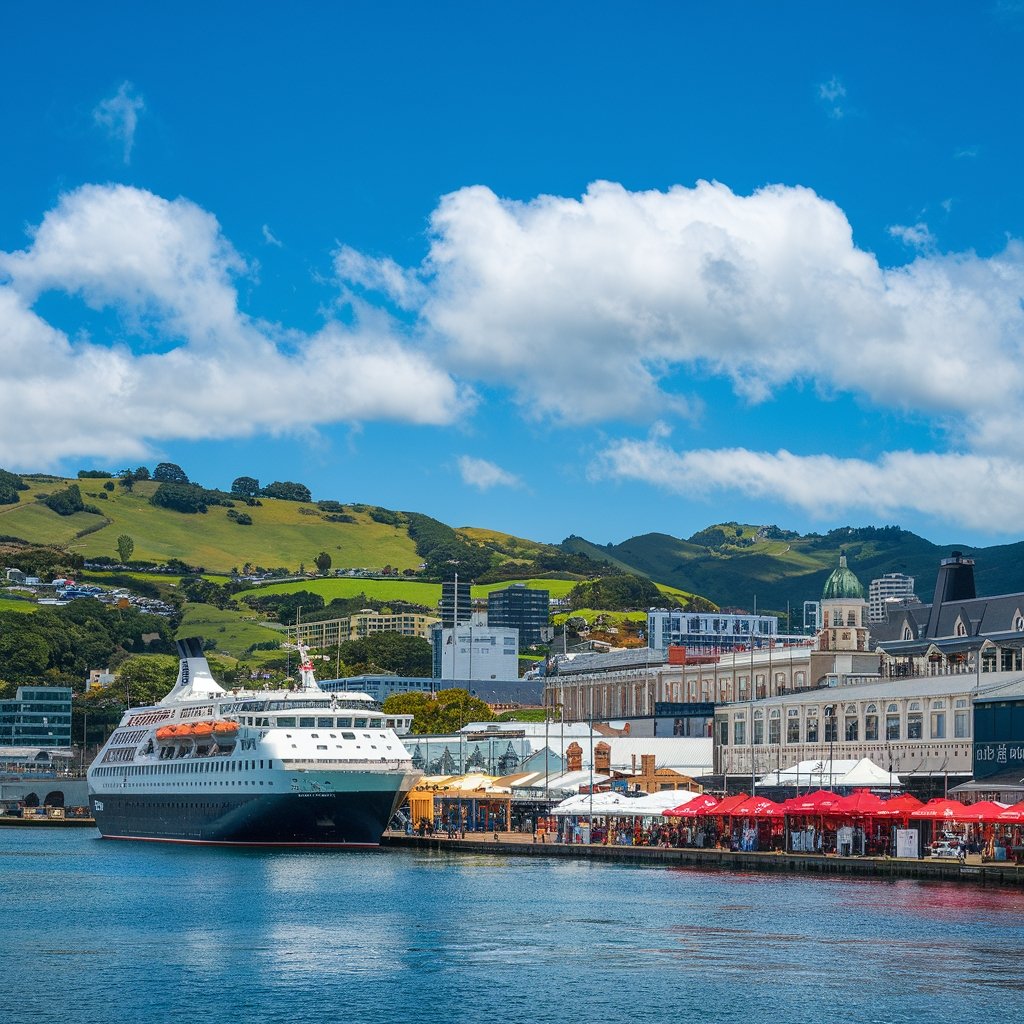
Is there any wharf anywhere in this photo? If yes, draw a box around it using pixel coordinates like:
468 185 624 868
0 814 96 828
382 831 1024 887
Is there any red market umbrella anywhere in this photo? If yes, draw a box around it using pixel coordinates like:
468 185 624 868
664 794 720 817
836 790 885 817
711 793 750 817
957 801 1009 823
730 796 786 818
783 790 844 814
873 794 924 818
909 798 969 821
995 800 1024 823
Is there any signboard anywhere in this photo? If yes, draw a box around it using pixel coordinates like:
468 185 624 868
895 828 920 859
973 741 1024 779
654 702 716 718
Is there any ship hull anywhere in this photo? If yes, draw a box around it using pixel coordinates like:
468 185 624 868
91 788 406 847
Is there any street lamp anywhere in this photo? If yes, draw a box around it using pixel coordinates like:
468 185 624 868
824 704 836 789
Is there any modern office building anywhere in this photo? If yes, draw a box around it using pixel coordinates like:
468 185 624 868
868 572 918 623
285 610 439 648
647 608 781 653
0 686 73 751
440 579 472 627
487 583 550 646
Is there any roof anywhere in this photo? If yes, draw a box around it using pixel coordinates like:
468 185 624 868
822 554 865 601
756 757 901 789
950 770 1024 795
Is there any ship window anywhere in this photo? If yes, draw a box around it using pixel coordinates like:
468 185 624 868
318 718 333 728
311 733 319 738
317 745 327 750
300 717 315 728
337 718 352 727
354 718 368 728
342 732 355 739
277 717 296 727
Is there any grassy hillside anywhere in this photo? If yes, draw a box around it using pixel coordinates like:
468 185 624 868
566 523 1024 619
176 603 285 661
0 478 420 575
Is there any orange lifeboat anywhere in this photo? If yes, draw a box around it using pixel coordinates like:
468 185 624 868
213 721 239 739
174 723 196 738
155 725 177 741
192 721 215 739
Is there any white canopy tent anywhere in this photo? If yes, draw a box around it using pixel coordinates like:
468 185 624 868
755 756 901 790
551 788 702 817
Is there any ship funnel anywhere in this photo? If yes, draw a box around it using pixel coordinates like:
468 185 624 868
161 637 228 703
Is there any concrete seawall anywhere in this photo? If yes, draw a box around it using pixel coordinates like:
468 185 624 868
382 833 1024 887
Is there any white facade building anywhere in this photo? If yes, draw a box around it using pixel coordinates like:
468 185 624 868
868 572 917 623
647 608 780 652
433 614 519 682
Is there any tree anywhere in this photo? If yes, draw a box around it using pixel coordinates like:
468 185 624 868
314 551 332 575
43 483 87 516
116 534 135 563
382 688 494 734
261 480 312 502
118 475 135 492
153 462 189 484
231 476 261 498
0 468 26 505
115 655 179 706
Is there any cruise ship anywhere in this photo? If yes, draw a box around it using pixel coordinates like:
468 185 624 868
87 638 421 846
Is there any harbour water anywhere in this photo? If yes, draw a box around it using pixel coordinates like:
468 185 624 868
3 830 1023 1024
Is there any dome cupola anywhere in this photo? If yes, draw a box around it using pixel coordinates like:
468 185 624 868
822 552 864 601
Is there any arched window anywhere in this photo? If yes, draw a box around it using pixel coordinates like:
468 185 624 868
769 708 781 744
787 709 800 743
886 704 900 741
805 708 819 743
753 709 764 745
865 704 879 741
844 705 858 741
956 619 967 637
903 626 913 641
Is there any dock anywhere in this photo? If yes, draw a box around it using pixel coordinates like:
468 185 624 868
0 814 96 828
382 831 1024 887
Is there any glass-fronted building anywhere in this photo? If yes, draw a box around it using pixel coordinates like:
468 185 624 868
487 583 549 646
0 686 73 749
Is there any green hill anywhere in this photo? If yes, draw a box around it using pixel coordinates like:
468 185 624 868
564 523 1024 621
0 477 422 574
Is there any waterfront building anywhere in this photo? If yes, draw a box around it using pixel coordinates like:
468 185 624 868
874 551 1024 677
952 677 1024 803
431 614 519 682
868 572 918 623
646 608 781 653
0 685 73 752
317 673 544 706
487 583 550 646
712 673 987 795
440 578 472 627
403 720 712 782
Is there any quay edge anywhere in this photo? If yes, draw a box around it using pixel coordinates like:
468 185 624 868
381 834 1024 887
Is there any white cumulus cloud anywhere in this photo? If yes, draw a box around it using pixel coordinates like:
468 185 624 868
592 438 1024 534
0 184 463 468
457 456 523 491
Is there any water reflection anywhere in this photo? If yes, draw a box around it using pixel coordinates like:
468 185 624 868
2 835 1023 1024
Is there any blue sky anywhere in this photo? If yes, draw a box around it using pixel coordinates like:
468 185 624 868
3 2 1024 549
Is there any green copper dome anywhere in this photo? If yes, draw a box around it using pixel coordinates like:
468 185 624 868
822 553 864 600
